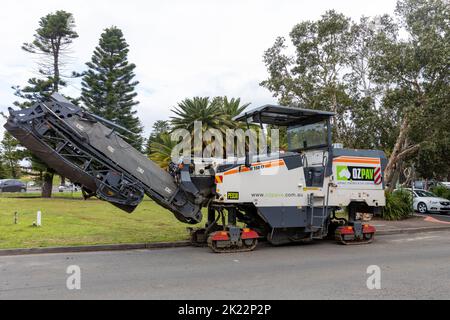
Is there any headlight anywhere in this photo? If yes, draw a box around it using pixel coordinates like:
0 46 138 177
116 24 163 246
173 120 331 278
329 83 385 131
431 201 439 204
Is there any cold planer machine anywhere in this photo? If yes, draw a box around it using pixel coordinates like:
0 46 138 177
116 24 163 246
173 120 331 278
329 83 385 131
4 94 386 253
4 94 205 224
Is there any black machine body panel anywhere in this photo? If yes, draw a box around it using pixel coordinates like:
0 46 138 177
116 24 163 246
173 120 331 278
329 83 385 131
4 94 203 224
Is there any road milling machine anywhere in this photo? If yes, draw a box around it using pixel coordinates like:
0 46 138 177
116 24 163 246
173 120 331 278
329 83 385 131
4 94 386 253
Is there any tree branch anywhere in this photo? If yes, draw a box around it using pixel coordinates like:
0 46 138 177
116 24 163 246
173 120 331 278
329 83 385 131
396 143 421 161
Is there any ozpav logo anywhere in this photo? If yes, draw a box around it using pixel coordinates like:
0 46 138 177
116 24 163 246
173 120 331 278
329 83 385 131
337 165 376 182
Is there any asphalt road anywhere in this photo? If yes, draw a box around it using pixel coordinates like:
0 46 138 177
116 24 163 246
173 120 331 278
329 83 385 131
1 231 450 300
424 212 450 222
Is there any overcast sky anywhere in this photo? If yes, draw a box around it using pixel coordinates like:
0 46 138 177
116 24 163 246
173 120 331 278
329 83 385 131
0 0 398 140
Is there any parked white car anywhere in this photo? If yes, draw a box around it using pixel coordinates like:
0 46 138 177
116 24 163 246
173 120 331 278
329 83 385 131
58 183 79 192
439 182 450 189
403 188 450 214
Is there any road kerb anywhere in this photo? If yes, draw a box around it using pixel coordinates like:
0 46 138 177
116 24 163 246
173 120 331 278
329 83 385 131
0 241 191 256
376 225 450 235
1 226 450 256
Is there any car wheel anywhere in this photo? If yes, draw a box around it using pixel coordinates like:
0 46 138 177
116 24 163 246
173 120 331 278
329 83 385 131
20 188 26 193
417 202 428 214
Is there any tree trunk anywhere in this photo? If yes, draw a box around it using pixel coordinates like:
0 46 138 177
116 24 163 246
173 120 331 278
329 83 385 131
385 116 421 192
8 159 17 178
390 160 403 191
41 171 54 198
331 90 341 143
53 44 60 93
384 117 409 191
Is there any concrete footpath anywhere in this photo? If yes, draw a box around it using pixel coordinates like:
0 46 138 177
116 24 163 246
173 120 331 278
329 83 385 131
1 213 449 257
373 214 450 235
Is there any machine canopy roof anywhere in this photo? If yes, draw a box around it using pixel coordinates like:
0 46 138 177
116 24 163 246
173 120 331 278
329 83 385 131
233 105 335 126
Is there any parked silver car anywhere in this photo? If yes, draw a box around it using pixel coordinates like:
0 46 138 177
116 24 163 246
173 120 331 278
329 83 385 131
404 188 450 214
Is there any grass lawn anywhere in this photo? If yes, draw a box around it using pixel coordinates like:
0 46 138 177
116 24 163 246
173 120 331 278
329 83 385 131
0 191 84 199
0 197 197 249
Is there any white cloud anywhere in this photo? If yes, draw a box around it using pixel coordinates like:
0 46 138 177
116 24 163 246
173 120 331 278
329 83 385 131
0 0 397 139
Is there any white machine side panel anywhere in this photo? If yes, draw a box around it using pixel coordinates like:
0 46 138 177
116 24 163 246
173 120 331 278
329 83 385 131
216 159 307 207
328 156 385 206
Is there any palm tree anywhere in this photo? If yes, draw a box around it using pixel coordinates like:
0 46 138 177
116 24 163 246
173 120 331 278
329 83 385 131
171 97 227 133
171 96 251 133
148 97 254 169
220 97 250 128
149 133 179 170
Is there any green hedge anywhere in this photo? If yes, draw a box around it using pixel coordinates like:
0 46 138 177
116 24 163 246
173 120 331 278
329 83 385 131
430 185 450 200
382 189 414 221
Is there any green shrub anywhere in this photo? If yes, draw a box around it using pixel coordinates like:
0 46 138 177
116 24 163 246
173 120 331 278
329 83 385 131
382 189 413 221
430 185 450 200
